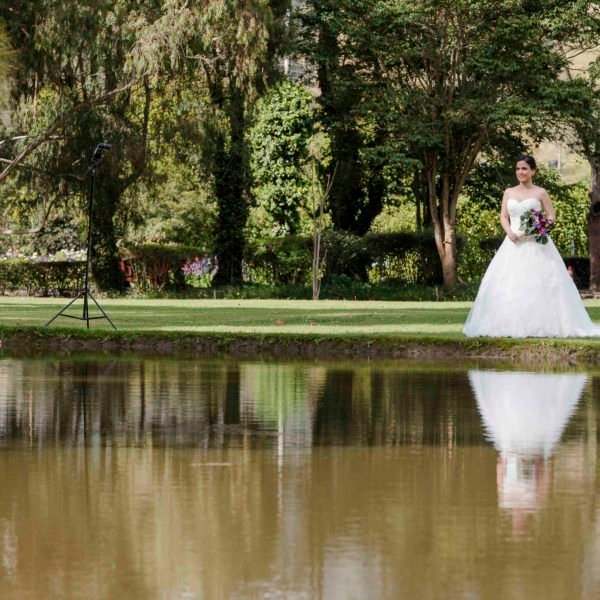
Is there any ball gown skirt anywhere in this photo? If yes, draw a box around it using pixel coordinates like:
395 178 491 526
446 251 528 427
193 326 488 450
469 370 587 458
463 199 600 338
469 369 587 510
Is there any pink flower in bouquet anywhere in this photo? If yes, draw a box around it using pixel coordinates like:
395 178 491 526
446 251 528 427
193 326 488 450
519 209 553 245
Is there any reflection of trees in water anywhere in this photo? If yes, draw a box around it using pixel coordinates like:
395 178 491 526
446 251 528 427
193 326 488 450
1 427 598 598
0 359 230 447
1 359 319 447
312 369 486 447
0 360 491 448
2 359 600 455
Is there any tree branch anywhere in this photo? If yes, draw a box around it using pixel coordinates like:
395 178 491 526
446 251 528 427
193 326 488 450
0 157 84 181
0 80 138 184
0 197 57 235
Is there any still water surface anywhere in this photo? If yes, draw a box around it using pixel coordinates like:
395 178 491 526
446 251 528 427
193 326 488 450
0 357 599 599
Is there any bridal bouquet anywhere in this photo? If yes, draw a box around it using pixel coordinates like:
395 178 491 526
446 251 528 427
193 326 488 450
519 209 553 244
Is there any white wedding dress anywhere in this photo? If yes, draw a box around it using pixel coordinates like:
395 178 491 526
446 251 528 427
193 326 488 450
469 370 586 459
469 370 587 512
463 197 600 337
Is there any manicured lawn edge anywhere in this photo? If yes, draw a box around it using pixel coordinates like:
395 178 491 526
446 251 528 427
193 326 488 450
2 325 599 365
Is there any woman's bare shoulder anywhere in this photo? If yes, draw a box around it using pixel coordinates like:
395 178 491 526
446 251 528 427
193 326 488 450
503 186 519 196
535 185 550 197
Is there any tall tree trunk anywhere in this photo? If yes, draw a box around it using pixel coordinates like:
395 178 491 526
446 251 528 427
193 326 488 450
424 138 482 287
425 161 458 288
588 155 600 291
358 130 386 235
213 88 247 286
91 177 122 291
316 14 373 236
328 128 365 233
439 223 458 288
264 0 292 86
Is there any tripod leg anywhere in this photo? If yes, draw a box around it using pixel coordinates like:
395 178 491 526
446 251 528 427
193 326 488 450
88 292 118 330
83 293 90 329
45 291 86 327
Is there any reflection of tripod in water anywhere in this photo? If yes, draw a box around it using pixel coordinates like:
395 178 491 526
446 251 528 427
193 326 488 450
45 143 117 330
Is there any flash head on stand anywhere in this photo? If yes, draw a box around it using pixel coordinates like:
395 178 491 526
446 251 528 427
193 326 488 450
91 142 112 164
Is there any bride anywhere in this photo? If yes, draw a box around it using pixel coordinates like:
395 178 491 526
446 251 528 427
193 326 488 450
464 155 600 337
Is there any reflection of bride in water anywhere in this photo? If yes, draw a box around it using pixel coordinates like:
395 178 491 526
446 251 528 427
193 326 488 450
469 370 587 532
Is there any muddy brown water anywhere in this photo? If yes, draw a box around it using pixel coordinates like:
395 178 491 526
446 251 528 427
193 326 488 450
0 357 598 599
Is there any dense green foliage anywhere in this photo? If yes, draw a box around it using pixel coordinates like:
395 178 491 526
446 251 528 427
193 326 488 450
248 79 315 236
0 1 598 296
0 0 164 289
0 260 84 296
296 0 600 286
245 230 445 286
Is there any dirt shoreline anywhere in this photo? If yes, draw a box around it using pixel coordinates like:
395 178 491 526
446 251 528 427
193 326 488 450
1 327 599 365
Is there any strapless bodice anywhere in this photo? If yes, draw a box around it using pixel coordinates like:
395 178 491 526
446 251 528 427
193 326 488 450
508 198 541 234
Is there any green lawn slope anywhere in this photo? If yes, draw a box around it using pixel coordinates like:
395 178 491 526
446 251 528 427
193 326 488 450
1 297 600 364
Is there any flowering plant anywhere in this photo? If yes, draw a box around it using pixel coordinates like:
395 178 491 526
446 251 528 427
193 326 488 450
181 256 218 288
519 209 553 245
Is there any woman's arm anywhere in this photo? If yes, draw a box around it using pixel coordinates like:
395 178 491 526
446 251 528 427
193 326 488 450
540 189 556 223
500 191 519 242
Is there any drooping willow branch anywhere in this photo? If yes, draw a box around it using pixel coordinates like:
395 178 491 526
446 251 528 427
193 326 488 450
0 197 56 235
0 80 137 184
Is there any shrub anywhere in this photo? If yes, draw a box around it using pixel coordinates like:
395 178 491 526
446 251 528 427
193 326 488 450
563 257 589 289
129 281 480 301
244 231 445 286
182 256 218 288
364 232 444 284
244 236 312 285
0 260 85 296
123 244 209 292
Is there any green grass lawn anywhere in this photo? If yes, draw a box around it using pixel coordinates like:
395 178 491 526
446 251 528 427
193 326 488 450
1 296 600 342
0 297 473 337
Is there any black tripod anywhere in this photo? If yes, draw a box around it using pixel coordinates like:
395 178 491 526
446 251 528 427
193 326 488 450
46 143 117 330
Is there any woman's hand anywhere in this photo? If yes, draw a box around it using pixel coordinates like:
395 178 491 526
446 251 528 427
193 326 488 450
507 231 520 243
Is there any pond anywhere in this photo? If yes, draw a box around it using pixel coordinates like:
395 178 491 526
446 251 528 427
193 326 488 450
0 356 598 599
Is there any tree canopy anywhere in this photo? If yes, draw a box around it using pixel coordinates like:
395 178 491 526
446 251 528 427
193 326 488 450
296 0 600 286
0 1 598 292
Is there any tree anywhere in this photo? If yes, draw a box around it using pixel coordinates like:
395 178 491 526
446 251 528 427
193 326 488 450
560 52 600 289
131 0 291 285
296 0 389 236
0 1 159 289
248 78 314 236
298 0 599 287
1 0 291 289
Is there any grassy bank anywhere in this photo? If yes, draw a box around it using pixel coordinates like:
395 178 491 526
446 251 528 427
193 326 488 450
1 297 600 364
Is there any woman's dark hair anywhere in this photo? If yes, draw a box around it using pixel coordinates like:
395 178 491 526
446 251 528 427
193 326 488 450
516 155 537 170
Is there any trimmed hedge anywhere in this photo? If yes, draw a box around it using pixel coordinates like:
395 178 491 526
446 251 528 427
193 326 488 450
364 232 445 285
124 235 447 291
0 260 85 296
134 281 480 301
244 235 310 285
244 231 446 286
3 238 585 297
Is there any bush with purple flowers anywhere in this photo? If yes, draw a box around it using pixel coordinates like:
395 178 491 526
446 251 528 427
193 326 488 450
182 256 218 288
